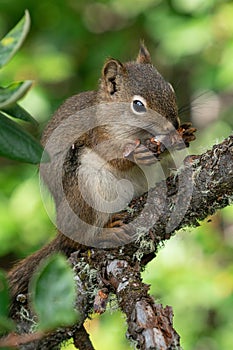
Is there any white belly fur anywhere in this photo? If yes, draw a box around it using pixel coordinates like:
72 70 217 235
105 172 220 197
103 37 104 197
78 147 166 215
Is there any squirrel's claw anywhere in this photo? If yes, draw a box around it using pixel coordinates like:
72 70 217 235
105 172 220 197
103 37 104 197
133 144 158 165
106 212 126 228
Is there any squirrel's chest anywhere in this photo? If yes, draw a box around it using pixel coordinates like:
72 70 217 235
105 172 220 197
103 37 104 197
78 147 165 208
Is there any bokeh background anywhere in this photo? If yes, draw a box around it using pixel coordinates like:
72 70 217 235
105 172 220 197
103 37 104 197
1 1 233 349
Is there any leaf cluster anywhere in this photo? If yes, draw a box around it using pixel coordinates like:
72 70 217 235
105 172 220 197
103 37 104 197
0 11 44 164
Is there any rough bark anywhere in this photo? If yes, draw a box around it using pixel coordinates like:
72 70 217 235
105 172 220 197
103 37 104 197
2 135 233 349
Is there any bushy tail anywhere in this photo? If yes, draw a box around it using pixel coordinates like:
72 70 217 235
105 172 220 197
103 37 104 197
8 233 78 315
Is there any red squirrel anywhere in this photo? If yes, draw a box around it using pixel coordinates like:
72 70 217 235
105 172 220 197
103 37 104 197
8 44 196 310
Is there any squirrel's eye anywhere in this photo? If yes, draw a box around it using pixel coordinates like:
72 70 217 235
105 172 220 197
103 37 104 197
131 96 147 114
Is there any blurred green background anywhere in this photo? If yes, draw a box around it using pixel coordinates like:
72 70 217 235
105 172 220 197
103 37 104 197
0 0 233 349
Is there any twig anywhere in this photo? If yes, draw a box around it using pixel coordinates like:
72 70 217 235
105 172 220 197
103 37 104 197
0 331 44 348
73 324 95 350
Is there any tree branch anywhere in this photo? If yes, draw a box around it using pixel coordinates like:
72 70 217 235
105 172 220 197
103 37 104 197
121 134 233 248
73 324 94 350
7 135 233 349
105 259 181 349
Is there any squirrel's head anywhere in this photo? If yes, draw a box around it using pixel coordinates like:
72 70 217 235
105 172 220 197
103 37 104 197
99 44 179 129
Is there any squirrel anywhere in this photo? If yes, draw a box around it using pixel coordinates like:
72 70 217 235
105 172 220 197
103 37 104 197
8 44 196 312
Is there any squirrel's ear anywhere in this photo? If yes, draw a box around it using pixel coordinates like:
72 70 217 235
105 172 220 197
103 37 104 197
136 44 152 64
102 59 125 95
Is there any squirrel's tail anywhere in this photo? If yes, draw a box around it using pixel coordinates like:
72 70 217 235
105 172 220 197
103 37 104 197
8 233 78 315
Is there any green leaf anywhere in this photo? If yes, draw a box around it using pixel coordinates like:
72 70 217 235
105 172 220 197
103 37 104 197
30 254 78 331
2 103 38 125
0 112 44 164
0 81 33 109
0 10 30 68
0 316 15 335
0 270 10 318
0 270 15 335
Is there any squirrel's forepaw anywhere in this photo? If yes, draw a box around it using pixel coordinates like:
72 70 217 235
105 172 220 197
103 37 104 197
133 144 158 165
123 139 158 165
145 123 197 153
